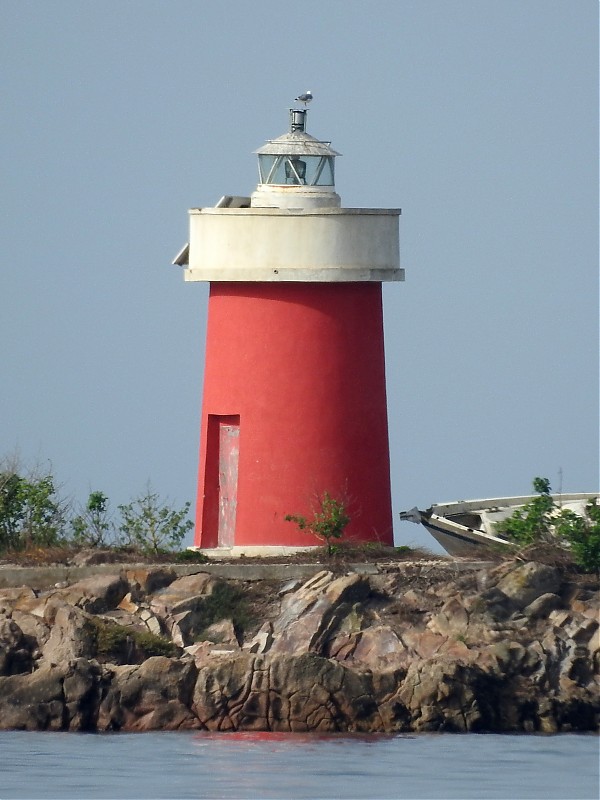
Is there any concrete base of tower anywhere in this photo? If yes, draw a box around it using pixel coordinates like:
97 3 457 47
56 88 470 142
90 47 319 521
187 545 320 559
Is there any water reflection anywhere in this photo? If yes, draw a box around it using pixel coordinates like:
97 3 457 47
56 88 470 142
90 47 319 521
193 730 407 745
188 730 411 798
0 731 597 799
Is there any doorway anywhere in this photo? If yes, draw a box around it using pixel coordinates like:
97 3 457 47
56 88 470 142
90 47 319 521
217 419 239 547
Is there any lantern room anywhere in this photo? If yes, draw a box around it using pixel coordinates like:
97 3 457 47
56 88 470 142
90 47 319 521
251 109 341 209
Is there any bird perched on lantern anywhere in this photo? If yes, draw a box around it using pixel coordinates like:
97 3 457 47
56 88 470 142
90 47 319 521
295 90 313 107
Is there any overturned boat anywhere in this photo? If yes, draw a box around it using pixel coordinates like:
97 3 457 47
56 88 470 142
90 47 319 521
400 494 597 557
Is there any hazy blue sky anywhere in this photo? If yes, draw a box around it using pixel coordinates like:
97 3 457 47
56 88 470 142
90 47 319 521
2 1 597 551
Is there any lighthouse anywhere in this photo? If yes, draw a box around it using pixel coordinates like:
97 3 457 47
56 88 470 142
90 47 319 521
174 103 403 552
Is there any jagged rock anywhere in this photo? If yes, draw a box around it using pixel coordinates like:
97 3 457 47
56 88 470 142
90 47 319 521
401 629 466 661
62 658 104 730
138 608 163 636
524 593 562 618
41 605 96 666
570 590 600 618
0 559 598 733
1 587 37 602
183 642 212 661
487 641 533 674
495 562 562 611
96 609 148 632
167 604 230 647
474 586 516 621
115 589 167 639
192 652 255 731
428 595 469 637
269 572 370 656
55 574 129 614
326 602 366 660
11 610 50 655
393 660 498 732
150 573 216 610
97 656 200 731
192 652 382 733
402 628 448 659
148 573 221 644
328 633 359 661
169 611 197 646
563 615 599 646
0 665 66 730
548 609 572 629
125 567 177 599
587 627 600 661
437 637 474 662
0 658 104 731
245 622 274 655
97 595 166 646
202 619 239 647
9 591 65 625
270 570 332 636
278 579 302 596
0 586 36 617
172 614 240 650
117 592 140 614
0 618 33 675
346 625 407 670
111 597 165 637
401 588 431 608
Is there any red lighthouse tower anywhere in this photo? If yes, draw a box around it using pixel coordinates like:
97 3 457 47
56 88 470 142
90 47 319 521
175 106 403 553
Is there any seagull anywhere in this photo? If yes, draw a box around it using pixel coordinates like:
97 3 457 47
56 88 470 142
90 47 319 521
295 90 313 107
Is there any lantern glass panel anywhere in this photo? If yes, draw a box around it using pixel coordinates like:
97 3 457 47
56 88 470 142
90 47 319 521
258 155 335 186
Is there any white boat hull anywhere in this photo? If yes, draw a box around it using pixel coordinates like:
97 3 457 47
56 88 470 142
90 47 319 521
400 493 597 557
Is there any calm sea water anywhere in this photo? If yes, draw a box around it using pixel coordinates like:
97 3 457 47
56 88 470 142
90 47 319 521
0 731 597 799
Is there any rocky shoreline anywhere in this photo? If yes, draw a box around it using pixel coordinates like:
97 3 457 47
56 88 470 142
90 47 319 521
0 558 598 733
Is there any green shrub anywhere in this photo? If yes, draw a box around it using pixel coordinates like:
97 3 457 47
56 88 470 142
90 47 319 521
496 477 555 546
194 582 252 639
92 618 178 661
554 501 600 573
71 491 115 547
175 549 209 563
497 478 599 572
118 486 194 555
133 630 179 658
285 491 350 556
0 455 198 560
0 467 67 552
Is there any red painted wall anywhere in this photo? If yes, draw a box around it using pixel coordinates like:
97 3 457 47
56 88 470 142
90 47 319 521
195 282 394 547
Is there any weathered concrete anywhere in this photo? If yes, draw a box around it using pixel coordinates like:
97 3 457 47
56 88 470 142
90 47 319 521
0 560 494 590
0 563 322 590
185 207 402 283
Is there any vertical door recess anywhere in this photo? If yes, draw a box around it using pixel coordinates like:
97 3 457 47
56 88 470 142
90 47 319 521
217 420 240 547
